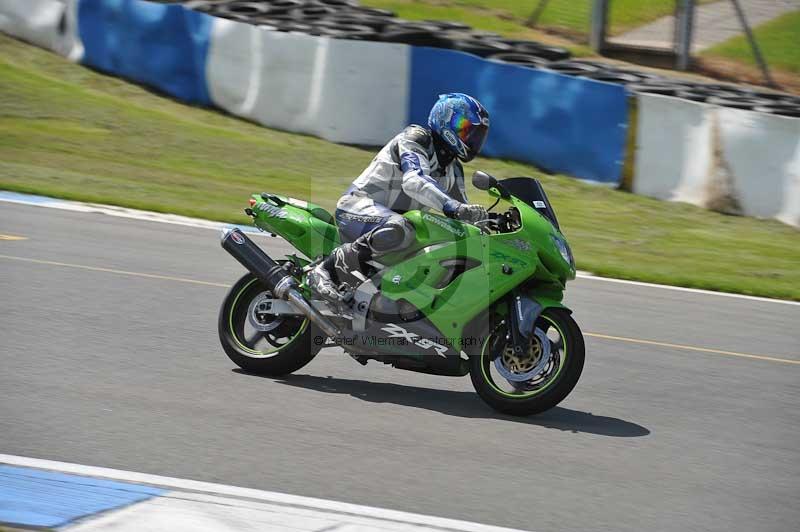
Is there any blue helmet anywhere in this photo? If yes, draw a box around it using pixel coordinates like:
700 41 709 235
428 93 490 163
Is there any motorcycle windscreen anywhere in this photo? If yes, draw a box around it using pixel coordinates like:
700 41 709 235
498 177 560 230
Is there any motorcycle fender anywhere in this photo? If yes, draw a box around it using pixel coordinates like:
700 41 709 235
520 294 571 336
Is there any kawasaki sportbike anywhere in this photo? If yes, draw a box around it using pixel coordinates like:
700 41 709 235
219 172 584 416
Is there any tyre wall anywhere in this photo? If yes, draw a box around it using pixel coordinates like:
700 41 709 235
0 0 83 61
205 17 411 146
78 0 213 105
634 94 800 226
409 46 628 183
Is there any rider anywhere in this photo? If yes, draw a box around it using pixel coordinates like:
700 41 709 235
308 93 491 301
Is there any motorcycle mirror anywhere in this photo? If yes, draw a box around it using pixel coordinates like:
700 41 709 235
472 171 497 191
472 171 510 199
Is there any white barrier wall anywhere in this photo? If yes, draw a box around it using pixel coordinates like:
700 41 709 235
0 0 82 60
634 94 800 227
206 18 410 146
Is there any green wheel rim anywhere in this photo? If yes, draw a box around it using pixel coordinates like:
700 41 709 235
229 278 308 357
479 314 567 399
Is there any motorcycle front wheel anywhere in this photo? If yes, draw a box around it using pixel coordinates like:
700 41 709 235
469 308 584 416
218 273 322 376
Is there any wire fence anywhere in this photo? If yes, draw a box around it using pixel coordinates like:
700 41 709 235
525 0 797 85
525 0 683 43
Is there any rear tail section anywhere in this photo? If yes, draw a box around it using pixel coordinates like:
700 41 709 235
248 193 340 260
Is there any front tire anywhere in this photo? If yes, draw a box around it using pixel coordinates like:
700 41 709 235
218 273 322 376
469 308 584 416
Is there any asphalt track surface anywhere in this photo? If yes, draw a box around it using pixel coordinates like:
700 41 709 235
1 202 798 532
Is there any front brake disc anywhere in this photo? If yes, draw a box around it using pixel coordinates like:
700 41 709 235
494 328 551 382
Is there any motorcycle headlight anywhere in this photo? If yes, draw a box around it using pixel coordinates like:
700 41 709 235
551 234 575 270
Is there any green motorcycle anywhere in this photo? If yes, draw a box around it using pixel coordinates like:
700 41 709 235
219 172 584 416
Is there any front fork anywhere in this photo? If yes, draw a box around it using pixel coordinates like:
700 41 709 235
501 290 544 360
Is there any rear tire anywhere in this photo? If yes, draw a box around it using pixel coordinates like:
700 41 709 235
218 273 322 376
469 308 584 416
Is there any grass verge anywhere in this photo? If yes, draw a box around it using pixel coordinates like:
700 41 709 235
702 10 800 75
362 0 593 55
1 34 798 300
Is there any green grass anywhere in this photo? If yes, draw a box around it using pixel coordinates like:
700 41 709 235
360 0 592 54
1 34 799 300
363 0 700 39
703 10 800 74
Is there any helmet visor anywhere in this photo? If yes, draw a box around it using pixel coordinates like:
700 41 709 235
459 122 489 162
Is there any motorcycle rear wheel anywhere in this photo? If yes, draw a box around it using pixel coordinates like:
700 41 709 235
218 273 322 376
469 308 584 416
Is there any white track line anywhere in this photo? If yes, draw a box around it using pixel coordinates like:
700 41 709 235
0 454 525 532
0 191 260 234
573 273 800 306
2 191 797 306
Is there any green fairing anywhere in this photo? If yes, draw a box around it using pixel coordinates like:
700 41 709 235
251 194 340 259
379 200 571 343
246 183 575 341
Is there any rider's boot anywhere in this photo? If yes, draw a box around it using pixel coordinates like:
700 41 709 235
307 235 372 302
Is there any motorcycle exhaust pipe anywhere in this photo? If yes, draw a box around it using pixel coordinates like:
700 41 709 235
221 228 341 339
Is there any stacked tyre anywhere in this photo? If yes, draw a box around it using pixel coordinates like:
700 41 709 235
533 59 800 118
183 0 572 62
626 77 800 117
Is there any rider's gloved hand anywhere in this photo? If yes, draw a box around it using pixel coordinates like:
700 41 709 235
444 200 488 223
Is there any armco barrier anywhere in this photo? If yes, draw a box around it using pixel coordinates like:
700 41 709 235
206 19 410 146
0 0 82 60
78 0 212 105
410 47 629 184
634 94 800 226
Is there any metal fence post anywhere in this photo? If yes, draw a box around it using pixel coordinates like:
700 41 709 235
525 0 551 27
675 0 695 70
590 0 609 52
729 0 777 87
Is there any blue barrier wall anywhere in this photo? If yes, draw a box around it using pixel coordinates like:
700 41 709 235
78 0 212 105
409 47 629 184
